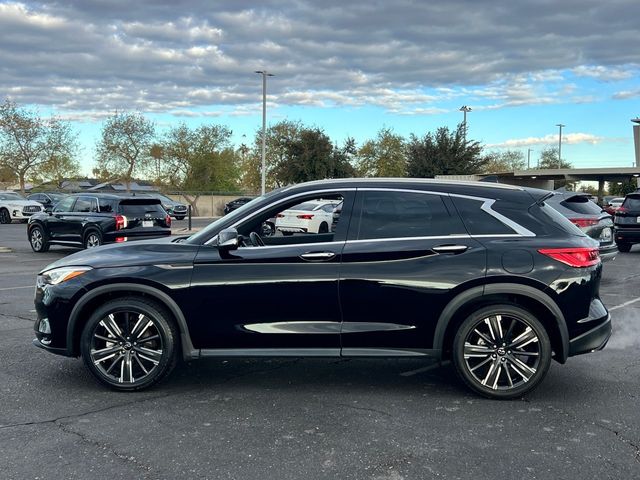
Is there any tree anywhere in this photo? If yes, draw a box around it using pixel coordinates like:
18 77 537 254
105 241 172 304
356 128 406 177
0 100 79 192
538 147 572 169
160 123 240 214
481 150 526 173
95 111 155 190
406 124 485 178
35 154 81 187
272 127 355 185
609 178 638 196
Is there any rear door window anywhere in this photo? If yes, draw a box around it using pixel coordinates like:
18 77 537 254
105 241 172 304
451 197 516 235
353 190 466 240
73 197 97 213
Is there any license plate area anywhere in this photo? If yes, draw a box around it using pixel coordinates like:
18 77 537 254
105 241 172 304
142 220 153 227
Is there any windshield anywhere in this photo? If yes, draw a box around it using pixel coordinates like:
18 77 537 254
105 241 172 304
49 193 66 202
0 192 25 200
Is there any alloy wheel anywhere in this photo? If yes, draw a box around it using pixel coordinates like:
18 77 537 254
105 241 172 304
86 233 101 248
0 209 10 224
89 311 164 385
462 313 542 391
31 228 43 251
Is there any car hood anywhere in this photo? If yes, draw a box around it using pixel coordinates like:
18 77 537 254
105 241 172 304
2 200 41 207
40 236 200 273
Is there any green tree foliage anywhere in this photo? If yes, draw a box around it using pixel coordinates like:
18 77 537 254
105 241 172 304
357 128 406 177
482 150 526 173
272 127 355 185
35 154 81 187
160 123 240 214
406 124 485 178
96 111 155 190
0 100 79 192
609 178 638 196
538 147 572 169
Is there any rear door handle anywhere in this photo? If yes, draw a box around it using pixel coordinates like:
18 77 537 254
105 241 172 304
300 252 336 262
432 244 469 254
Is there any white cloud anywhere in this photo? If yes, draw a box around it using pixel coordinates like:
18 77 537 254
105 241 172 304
487 133 609 148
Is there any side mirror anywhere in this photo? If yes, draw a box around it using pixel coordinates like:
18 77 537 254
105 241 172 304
217 227 239 251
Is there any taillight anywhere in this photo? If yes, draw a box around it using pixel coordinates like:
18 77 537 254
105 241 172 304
569 218 598 228
115 236 127 243
297 214 314 219
114 214 128 230
165 214 171 227
538 247 600 267
616 207 627 213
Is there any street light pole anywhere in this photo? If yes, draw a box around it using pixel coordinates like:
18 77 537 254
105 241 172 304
255 70 274 195
459 106 472 143
556 123 565 169
527 148 533 169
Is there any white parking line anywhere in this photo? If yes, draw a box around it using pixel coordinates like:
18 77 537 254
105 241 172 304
609 296 640 312
0 285 33 291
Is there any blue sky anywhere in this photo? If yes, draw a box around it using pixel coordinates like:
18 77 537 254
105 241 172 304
2 1 639 174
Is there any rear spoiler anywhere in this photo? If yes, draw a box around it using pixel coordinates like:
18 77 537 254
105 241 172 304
531 190 555 207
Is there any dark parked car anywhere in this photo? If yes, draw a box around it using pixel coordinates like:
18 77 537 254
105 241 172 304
224 196 254 215
614 193 640 252
33 179 610 399
27 192 69 212
545 191 617 262
142 193 188 220
27 193 172 252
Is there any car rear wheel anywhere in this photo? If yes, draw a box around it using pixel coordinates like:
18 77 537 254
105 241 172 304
0 208 11 224
29 225 50 252
80 297 179 391
452 305 551 399
318 222 329 234
84 230 102 249
616 242 631 253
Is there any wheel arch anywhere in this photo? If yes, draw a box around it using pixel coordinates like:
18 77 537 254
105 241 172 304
67 283 197 360
434 283 569 364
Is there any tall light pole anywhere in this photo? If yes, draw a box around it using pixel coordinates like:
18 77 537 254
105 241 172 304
527 148 533 169
556 123 565 169
460 106 472 143
255 70 274 195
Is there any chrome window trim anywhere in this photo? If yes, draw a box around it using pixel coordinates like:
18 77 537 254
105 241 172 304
204 186 535 246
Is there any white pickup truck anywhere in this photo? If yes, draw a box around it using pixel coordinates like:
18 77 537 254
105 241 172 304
0 191 43 224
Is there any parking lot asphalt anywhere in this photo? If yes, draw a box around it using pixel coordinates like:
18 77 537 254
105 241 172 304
0 222 639 480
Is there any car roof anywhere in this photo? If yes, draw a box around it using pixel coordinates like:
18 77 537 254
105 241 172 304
69 192 160 201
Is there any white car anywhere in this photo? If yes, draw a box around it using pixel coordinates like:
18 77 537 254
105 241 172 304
275 199 341 235
0 191 43 224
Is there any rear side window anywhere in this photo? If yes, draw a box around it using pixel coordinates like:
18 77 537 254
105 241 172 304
622 196 640 211
560 195 603 215
119 201 165 217
451 197 515 235
354 191 465 240
98 198 117 213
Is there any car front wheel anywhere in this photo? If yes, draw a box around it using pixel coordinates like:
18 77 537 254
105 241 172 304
452 304 551 399
0 208 11 224
29 225 50 252
80 297 179 391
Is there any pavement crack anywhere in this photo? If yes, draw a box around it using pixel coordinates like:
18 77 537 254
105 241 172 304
0 312 35 323
335 402 392 417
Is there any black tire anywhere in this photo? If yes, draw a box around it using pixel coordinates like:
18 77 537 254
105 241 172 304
84 230 102 249
29 225 50 252
318 222 329 234
80 297 179 391
452 304 552 400
616 242 631 253
0 208 11 224
175 216 185 221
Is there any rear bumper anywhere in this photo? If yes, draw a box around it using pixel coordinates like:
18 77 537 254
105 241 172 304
615 228 640 244
599 244 618 262
568 315 611 356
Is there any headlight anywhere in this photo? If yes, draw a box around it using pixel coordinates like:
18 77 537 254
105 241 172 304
40 266 92 285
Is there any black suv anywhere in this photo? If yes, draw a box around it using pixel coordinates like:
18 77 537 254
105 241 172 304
33 179 610 399
614 193 640 252
27 193 172 252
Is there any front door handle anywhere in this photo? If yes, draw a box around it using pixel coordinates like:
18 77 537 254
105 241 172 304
300 251 336 262
432 244 469 254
